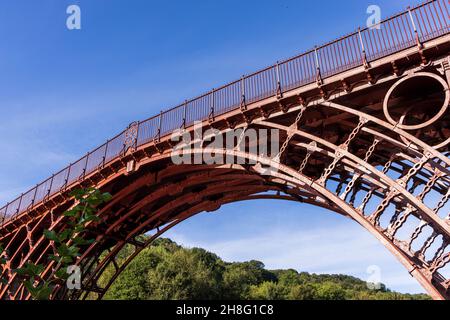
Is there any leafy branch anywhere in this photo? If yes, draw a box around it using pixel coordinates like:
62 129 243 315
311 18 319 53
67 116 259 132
1 188 111 300
0 244 7 286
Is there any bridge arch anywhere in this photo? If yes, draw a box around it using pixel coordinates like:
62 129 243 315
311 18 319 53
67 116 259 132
2 70 450 299
1 0 449 300
65 148 445 300
2 74 450 299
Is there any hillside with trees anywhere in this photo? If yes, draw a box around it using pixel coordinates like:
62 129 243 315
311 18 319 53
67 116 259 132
98 238 430 300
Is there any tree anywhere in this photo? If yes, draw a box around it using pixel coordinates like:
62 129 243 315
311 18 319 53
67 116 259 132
2 231 432 300
316 282 346 300
100 238 430 301
222 260 275 299
248 281 287 300
102 245 167 300
148 247 223 299
288 284 318 300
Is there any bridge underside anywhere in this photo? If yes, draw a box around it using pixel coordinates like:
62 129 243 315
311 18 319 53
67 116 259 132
1 33 450 300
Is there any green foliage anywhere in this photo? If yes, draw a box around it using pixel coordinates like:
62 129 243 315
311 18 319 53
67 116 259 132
24 281 54 300
0 188 111 300
222 260 274 299
0 244 6 266
248 281 287 300
315 281 346 300
288 283 318 300
0 244 7 285
146 248 224 299
102 238 431 301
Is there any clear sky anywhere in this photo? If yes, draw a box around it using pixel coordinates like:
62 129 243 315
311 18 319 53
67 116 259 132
0 0 427 293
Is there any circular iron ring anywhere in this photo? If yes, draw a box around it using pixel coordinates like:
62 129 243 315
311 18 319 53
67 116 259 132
383 72 449 131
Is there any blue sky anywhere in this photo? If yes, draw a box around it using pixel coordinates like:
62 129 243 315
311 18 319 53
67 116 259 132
0 0 427 293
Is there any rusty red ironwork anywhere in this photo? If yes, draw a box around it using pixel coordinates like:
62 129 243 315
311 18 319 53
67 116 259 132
0 0 450 300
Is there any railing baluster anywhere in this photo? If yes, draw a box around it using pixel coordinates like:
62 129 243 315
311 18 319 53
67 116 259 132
427 3 438 34
158 111 162 141
276 62 282 98
409 6 422 49
434 0 445 31
83 153 89 178
183 101 187 128
16 194 23 214
209 89 215 122
103 141 108 167
64 164 71 189
47 175 54 199
241 76 246 110
135 122 140 149
314 46 322 85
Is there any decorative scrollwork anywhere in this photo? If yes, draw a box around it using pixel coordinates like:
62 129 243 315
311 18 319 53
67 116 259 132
124 121 139 152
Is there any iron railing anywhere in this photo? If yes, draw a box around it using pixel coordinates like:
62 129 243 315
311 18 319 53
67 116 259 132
1 0 449 226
